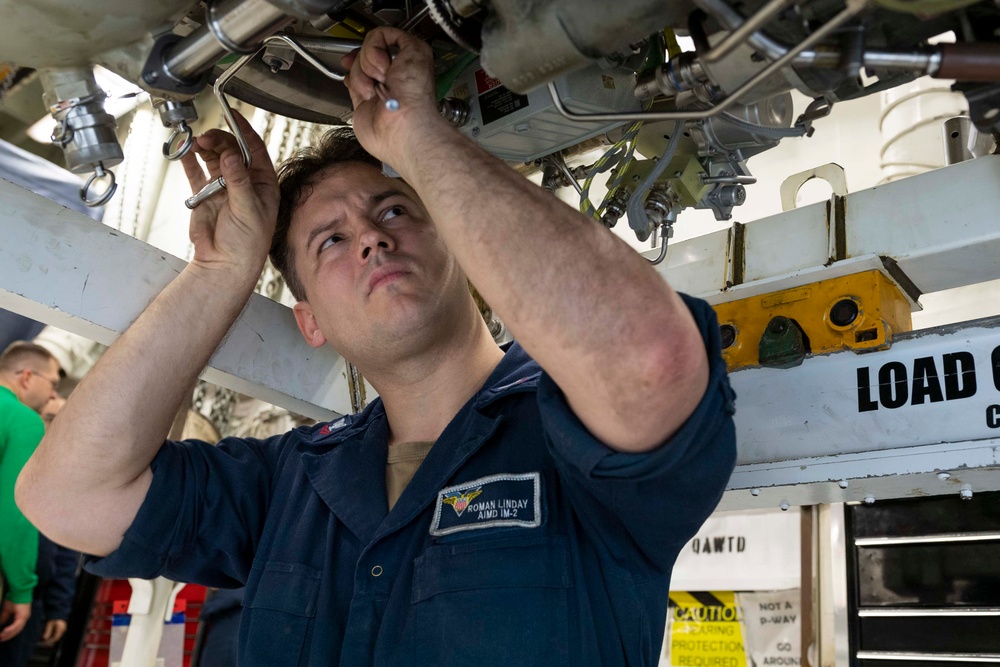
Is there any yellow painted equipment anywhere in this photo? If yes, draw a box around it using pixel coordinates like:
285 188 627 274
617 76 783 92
713 269 913 370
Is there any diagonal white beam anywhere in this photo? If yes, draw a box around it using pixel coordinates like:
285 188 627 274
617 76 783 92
0 178 345 421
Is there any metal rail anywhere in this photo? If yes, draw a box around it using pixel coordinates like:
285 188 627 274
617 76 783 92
855 532 1000 547
857 652 1000 663
859 608 1000 617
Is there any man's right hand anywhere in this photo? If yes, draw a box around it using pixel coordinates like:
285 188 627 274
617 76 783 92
180 111 279 280
0 600 30 642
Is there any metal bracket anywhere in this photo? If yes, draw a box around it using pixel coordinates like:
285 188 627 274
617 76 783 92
779 162 848 212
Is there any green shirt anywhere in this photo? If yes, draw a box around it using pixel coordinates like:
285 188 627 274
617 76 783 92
0 385 43 603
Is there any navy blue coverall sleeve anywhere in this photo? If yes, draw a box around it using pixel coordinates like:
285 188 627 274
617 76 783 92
537 293 737 578
43 540 79 621
86 433 290 588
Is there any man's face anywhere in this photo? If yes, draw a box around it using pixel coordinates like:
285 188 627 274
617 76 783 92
288 163 471 366
21 358 60 413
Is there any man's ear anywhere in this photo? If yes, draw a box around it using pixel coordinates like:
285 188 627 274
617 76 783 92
293 301 328 348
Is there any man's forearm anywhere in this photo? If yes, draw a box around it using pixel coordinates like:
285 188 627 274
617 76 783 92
17 264 259 555
394 121 709 451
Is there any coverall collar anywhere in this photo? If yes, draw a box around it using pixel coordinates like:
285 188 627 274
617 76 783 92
298 342 541 544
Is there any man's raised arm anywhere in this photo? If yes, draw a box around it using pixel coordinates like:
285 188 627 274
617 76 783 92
344 29 710 453
15 115 279 556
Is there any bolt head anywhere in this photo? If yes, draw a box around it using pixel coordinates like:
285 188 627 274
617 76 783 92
751 488 760 497
471 127 480 137
719 324 737 350
779 501 790 511
839 480 849 489
830 299 859 327
937 472 951 481
768 318 788 334
864 495 875 505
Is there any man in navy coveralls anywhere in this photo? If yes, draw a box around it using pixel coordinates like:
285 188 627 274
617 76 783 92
18 27 736 666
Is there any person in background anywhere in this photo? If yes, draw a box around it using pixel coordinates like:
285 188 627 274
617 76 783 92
0 342 60 646
0 394 78 666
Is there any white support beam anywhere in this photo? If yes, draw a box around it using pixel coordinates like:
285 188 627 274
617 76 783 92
0 178 347 421
651 155 1000 304
722 316 1000 510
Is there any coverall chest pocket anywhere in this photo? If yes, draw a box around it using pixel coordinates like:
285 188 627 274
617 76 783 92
403 534 573 666
241 561 321 666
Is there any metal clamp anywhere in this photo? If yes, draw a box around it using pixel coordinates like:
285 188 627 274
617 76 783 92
163 122 195 161
50 117 73 147
80 163 117 207
185 33 348 209
49 91 109 148
47 91 107 117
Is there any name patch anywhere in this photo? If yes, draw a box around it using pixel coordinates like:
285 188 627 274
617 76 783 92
430 472 541 537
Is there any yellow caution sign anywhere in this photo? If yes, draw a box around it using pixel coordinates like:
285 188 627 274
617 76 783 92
665 591 748 667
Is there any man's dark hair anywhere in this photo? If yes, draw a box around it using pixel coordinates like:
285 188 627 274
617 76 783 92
270 126 382 301
0 341 59 375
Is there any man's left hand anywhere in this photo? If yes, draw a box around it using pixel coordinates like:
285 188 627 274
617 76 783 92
41 619 67 646
341 27 444 167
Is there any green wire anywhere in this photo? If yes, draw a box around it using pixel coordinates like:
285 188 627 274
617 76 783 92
435 52 478 100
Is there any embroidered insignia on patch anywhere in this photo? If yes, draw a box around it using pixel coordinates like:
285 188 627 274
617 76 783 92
317 418 346 436
430 472 541 536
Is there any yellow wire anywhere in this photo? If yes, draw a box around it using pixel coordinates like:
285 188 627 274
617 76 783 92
663 29 682 60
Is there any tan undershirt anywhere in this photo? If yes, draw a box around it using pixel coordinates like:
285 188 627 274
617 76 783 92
386 440 435 511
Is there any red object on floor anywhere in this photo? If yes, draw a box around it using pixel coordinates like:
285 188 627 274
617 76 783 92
76 579 206 667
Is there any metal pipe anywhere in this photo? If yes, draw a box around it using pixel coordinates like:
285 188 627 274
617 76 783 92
693 0 817 63
855 532 1000 547
285 35 364 55
550 0 867 123
262 34 349 80
696 0 944 73
702 0 800 64
702 175 757 184
165 0 292 82
648 224 671 265
865 50 938 72
856 651 1000 663
401 5 429 31
936 42 1000 81
859 608 1000 617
